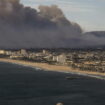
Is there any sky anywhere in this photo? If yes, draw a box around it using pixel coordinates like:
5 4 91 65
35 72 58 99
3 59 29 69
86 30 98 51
21 0 105 32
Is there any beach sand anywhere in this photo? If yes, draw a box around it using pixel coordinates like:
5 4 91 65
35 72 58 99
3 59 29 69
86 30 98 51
0 58 105 77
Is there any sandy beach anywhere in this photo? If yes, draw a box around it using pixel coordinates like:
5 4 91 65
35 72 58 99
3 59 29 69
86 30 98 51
0 58 105 77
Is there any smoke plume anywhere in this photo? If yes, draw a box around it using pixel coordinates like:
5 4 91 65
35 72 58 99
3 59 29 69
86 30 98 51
0 0 104 49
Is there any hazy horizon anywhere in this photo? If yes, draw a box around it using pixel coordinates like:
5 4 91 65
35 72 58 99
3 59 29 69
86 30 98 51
0 0 105 49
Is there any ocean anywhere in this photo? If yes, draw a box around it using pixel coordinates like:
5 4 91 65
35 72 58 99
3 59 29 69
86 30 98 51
0 62 105 105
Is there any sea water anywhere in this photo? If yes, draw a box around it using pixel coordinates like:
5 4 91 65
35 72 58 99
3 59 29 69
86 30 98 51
0 62 105 105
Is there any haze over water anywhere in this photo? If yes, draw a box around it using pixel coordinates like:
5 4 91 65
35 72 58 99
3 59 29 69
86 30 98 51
0 62 105 105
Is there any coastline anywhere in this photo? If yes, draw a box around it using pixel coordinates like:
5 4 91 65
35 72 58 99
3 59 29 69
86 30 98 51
0 58 105 78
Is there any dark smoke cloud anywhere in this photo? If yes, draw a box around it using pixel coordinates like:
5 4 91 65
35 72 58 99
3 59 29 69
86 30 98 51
0 0 104 49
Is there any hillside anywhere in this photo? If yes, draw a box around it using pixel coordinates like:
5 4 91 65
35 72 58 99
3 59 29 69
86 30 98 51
85 31 105 37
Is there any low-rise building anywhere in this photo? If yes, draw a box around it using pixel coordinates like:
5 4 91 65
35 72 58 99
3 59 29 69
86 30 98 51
0 50 6 55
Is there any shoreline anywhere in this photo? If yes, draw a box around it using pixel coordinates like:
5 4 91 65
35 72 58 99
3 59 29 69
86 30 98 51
0 58 105 79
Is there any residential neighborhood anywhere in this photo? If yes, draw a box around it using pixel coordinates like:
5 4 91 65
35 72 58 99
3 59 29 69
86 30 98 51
1 49 105 73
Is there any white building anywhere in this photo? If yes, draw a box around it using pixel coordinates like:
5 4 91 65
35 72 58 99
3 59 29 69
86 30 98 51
20 49 27 55
0 50 6 54
5 51 12 55
53 54 66 64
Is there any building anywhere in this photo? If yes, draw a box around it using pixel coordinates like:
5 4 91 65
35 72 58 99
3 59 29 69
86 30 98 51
53 54 66 65
0 50 6 55
10 55 24 59
5 51 12 55
20 49 29 57
20 49 27 55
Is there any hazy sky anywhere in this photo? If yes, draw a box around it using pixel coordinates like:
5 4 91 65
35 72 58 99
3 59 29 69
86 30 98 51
21 0 105 32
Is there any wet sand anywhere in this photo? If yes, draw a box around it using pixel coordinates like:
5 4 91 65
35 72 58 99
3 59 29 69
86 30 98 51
0 58 105 77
